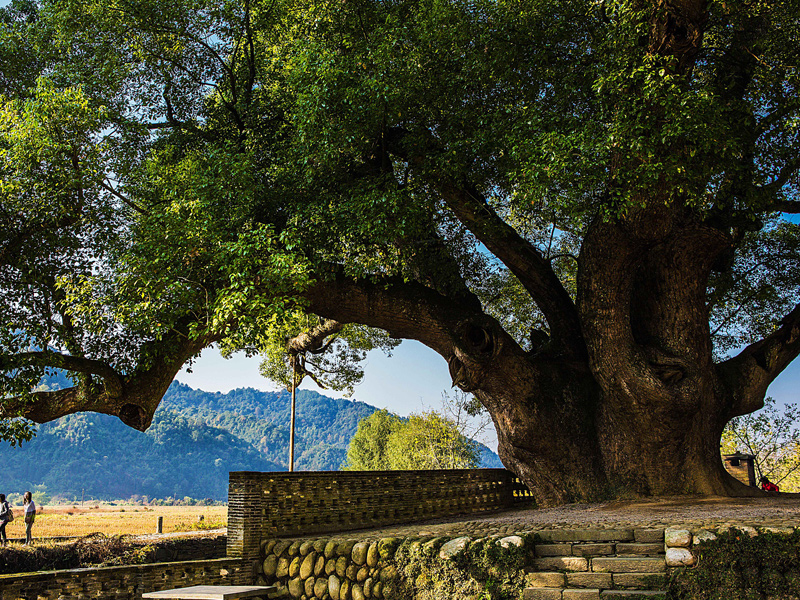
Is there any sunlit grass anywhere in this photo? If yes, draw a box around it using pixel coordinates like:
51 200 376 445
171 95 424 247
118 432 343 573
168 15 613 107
2 505 227 539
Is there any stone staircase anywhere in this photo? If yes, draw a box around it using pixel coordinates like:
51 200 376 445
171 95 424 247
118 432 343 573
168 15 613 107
523 528 668 600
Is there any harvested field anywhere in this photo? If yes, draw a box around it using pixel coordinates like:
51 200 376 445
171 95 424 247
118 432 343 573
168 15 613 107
1 504 227 539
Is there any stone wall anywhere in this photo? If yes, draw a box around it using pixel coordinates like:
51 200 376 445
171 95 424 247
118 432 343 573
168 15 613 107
130 534 228 563
228 469 533 561
0 558 249 600
256 525 800 600
257 537 402 600
4 525 797 599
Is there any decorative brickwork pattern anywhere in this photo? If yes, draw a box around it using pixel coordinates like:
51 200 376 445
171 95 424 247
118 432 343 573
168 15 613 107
0 558 248 600
227 469 532 560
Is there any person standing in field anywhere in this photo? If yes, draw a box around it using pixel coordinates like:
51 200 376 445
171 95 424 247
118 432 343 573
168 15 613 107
0 493 11 546
22 491 35 545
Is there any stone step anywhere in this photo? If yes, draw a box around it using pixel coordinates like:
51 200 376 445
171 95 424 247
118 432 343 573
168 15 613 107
524 588 603 600
532 529 664 545
536 543 576 557
523 588 566 600
567 573 612 589
591 557 666 573
536 543 618 557
614 543 664 556
533 556 590 572
526 571 666 591
535 542 664 558
523 589 667 600
534 529 635 543
612 573 667 589
600 592 667 599
527 572 567 588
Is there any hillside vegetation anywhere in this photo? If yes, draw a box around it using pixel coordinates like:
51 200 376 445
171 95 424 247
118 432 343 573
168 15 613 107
6 381 500 501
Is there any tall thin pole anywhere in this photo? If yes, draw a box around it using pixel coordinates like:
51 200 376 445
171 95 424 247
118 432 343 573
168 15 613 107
289 354 297 472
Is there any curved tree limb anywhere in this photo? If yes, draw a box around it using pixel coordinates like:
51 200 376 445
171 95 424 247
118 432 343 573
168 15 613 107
1 351 123 398
381 127 583 355
304 268 489 360
1 329 215 431
436 181 585 358
286 318 344 356
719 302 800 418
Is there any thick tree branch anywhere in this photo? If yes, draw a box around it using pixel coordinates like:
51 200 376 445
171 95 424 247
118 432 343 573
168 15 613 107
719 302 800 418
3 351 123 398
286 319 344 356
381 127 583 355
437 182 585 357
304 269 480 359
1 330 215 430
762 155 800 201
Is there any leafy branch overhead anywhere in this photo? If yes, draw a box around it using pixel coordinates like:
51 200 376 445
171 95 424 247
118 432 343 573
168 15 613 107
1 0 799 503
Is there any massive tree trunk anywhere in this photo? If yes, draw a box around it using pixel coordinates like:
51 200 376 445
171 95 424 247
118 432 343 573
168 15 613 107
301 200 798 506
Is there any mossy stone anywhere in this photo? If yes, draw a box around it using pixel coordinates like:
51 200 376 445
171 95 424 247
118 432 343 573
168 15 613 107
287 577 303 599
304 575 316 598
299 541 315 556
336 556 348 577
338 540 357 557
325 558 337 575
273 540 291 557
299 552 316 580
366 543 379 567
315 554 326 576
340 578 352 600
263 539 278 556
328 575 341 600
351 583 365 600
377 538 400 560
314 576 328 598
276 556 291 578
262 555 278 578
352 542 369 565
356 566 369 583
289 555 302 578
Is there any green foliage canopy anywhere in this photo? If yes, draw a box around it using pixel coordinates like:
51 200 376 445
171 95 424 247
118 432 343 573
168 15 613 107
0 0 799 503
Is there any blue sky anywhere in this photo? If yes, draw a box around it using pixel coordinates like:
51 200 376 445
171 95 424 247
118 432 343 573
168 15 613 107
176 341 800 454
175 341 473 430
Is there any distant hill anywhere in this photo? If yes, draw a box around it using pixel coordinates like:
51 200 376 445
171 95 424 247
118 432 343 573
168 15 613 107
4 380 502 501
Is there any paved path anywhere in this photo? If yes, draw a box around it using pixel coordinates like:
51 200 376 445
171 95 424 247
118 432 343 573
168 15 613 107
314 496 800 540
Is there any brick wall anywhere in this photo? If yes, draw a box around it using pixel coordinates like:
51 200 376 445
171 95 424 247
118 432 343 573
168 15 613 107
0 558 249 600
227 469 533 560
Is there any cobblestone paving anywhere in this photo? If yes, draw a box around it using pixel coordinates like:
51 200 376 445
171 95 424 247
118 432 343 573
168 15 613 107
325 496 800 541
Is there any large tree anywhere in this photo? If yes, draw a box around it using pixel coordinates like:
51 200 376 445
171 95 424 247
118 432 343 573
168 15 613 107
1 0 799 504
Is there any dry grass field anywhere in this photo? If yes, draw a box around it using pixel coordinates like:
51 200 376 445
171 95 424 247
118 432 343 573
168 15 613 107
2 504 227 539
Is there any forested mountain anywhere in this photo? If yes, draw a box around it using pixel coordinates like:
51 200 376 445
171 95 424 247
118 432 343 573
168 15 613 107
5 381 501 501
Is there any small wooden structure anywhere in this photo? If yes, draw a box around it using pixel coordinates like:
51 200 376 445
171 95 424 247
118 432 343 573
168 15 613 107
723 452 756 487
